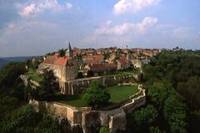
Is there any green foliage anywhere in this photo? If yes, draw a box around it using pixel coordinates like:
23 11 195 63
83 81 110 109
99 126 109 133
164 95 187 133
143 50 200 109
149 127 162 133
0 61 61 133
26 68 43 82
145 80 188 132
0 62 26 89
87 70 94 77
189 110 200 133
0 95 19 119
132 105 158 125
147 81 175 110
26 58 41 69
103 52 111 60
31 70 59 101
0 105 61 133
58 49 66 57
140 50 197 132
177 76 200 109
127 105 158 132
77 72 84 79
0 62 27 106
9 82 26 101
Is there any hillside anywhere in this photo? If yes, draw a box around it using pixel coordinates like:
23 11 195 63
0 56 34 69
0 50 200 133
0 58 8 68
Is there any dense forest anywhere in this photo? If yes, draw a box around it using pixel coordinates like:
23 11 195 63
0 50 200 133
0 62 61 133
127 50 200 133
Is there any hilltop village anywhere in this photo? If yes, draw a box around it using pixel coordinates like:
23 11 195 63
22 44 161 133
37 43 160 94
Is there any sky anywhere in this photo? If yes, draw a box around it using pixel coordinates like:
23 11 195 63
0 0 200 57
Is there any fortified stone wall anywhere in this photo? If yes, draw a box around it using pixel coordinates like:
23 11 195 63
62 74 137 95
29 85 146 133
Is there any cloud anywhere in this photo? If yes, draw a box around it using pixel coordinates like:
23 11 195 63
172 27 200 46
81 17 158 48
0 20 72 56
95 17 158 35
0 17 95 56
18 0 72 17
114 0 161 15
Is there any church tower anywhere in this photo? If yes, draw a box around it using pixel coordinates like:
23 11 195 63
66 42 73 57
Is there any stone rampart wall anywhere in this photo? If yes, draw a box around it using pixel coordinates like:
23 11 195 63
29 85 146 133
29 100 91 126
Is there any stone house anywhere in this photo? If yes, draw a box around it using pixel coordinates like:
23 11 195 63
117 57 131 70
131 59 142 68
84 63 117 74
82 54 104 65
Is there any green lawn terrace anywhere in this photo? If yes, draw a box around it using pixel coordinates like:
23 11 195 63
59 84 139 108
107 85 138 103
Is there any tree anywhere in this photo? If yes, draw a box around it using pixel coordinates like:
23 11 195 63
58 49 66 57
103 52 111 60
164 95 187 133
149 127 162 133
31 70 59 101
77 72 84 79
83 81 110 109
133 105 158 125
0 62 26 89
128 105 158 132
147 81 174 110
189 110 200 133
99 127 109 133
0 105 61 133
177 76 200 109
87 70 94 77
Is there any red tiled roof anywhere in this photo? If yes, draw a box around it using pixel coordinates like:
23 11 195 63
43 54 68 66
118 57 129 65
83 54 104 64
54 56 68 65
88 63 117 72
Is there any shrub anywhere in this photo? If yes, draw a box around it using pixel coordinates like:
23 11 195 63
99 126 109 133
83 81 110 109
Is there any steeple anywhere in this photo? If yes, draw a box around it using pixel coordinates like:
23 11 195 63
69 42 72 52
66 42 73 57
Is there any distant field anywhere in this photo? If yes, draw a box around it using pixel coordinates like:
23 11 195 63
0 56 34 69
60 85 138 107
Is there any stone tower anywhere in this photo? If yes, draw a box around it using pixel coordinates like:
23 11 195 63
66 42 73 57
